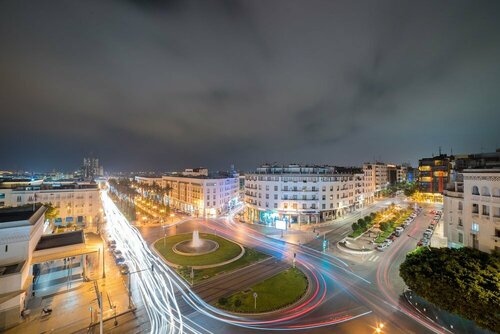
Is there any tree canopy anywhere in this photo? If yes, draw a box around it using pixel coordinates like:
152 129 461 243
400 247 500 332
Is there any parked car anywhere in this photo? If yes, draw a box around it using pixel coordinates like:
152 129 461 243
385 238 393 245
422 239 430 247
113 249 122 257
377 243 389 251
110 243 117 250
417 239 424 247
395 227 404 236
107 239 116 246
119 264 129 275
115 256 126 264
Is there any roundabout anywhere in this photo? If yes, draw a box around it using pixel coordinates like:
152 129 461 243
154 231 245 269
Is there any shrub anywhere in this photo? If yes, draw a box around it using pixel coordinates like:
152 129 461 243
351 223 359 231
379 222 389 231
364 215 372 223
400 248 500 332
234 299 242 307
357 218 364 225
218 297 228 305
358 220 367 229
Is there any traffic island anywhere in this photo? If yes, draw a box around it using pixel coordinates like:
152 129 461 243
153 233 269 284
154 233 244 268
214 267 309 313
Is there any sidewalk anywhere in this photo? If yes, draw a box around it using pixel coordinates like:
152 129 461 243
5 237 136 334
403 290 491 334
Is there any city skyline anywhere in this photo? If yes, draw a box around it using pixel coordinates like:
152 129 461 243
1 1 500 172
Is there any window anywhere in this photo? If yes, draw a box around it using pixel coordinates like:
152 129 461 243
482 205 490 216
302 204 306 209
472 223 479 232
458 218 463 226
481 186 490 196
266 185 269 191
274 203 278 208
274 186 278 191
458 233 463 243
472 186 479 195
322 204 326 209
274 194 278 200
5 245 7 252
17 196 22 202
265 194 269 199
472 203 479 214
265 202 269 208
0 193 4 199
458 202 463 210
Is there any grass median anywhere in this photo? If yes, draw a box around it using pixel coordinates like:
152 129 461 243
215 267 308 313
178 248 269 284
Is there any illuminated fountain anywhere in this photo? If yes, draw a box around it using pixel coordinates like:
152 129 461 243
173 230 219 256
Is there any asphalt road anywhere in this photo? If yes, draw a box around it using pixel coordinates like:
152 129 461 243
103 191 459 334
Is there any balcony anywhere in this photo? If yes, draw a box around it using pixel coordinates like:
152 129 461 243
281 188 317 192
493 235 500 243
493 216 500 224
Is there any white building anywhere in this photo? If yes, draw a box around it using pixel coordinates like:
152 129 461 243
135 170 240 217
443 169 500 253
0 181 102 228
244 164 369 225
0 206 46 330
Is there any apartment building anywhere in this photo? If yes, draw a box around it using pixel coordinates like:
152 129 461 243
244 164 368 226
0 180 101 227
135 169 239 217
444 169 500 253
363 162 389 197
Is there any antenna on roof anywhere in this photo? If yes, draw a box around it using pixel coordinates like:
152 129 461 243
439 146 442 156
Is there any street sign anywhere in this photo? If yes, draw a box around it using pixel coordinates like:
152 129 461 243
253 292 258 309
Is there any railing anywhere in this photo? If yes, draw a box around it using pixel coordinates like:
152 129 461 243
281 188 317 192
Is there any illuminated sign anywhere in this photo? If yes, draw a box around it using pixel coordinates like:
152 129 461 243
275 220 287 230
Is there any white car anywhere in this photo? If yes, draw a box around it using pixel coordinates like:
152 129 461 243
377 243 389 251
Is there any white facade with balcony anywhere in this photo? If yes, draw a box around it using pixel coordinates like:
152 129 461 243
443 169 500 253
244 165 369 226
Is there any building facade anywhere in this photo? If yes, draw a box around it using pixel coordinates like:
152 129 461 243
363 163 389 197
135 170 240 217
443 169 500 253
244 164 369 226
0 181 101 228
0 206 46 330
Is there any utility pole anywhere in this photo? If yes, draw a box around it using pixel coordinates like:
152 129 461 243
99 292 103 334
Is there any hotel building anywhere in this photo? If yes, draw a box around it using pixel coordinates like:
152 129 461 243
244 164 368 225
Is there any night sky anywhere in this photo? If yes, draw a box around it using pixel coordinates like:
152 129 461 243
1 1 500 173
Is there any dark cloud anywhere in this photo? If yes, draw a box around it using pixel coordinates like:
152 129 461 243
1 0 499 172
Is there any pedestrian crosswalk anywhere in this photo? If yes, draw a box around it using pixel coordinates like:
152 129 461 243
366 255 380 262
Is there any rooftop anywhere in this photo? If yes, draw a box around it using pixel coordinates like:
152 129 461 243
35 230 84 251
0 204 45 224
